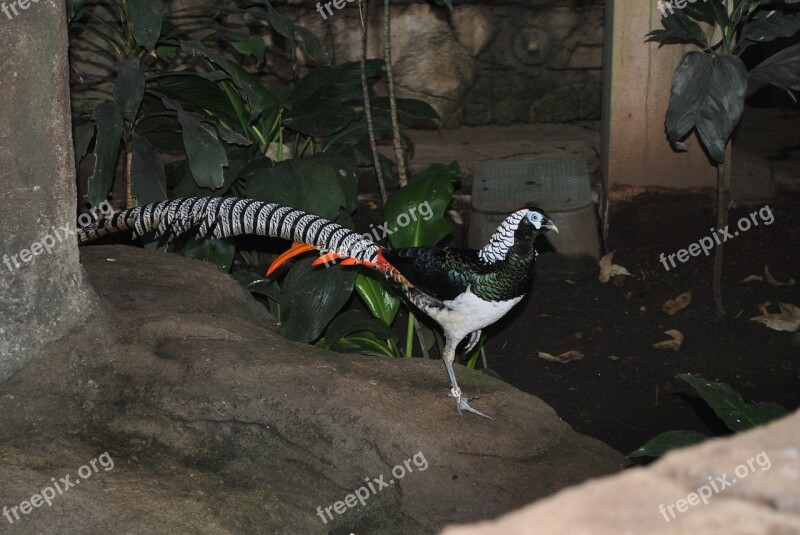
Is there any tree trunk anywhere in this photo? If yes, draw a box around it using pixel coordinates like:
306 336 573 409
0 2 96 381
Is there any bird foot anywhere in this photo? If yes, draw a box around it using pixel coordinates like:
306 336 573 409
456 395 493 420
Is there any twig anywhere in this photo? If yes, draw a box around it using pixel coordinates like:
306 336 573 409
383 0 407 187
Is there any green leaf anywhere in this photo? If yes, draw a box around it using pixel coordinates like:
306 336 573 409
243 153 358 220
677 374 789 432
646 11 708 49
327 330 397 357
130 134 168 205
743 9 800 43
161 97 228 188
114 59 145 122
66 0 85 22
88 100 123 207
157 74 241 126
283 106 360 137
665 53 747 162
266 4 294 40
750 42 800 98
72 117 95 169
232 270 281 303
295 25 330 66
323 310 396 348
128 0 163 50
354 273 400 326
179 237 235 272
384 162 460 248
280 258 356 343
231 36 266 64
628 430 709 458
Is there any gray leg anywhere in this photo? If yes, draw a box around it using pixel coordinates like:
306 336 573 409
442 338 492 420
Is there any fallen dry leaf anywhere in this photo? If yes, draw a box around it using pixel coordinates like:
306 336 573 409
662 291 692 316
751 303 800 332
765 265 796 287
741 274 764 284
598 251 632 283
653 329 684 351
537 350 585 364
757 301 772 316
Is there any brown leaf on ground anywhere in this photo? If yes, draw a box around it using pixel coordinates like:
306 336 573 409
653 330 684 351
662 291 692 316
537 350 585 364
741 274 764 283
751 303 800 332
598 252 631 283
765 265 796 287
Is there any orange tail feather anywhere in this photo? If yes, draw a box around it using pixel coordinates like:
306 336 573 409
266 243 317 277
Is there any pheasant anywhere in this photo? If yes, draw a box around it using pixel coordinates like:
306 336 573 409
78 196 557 418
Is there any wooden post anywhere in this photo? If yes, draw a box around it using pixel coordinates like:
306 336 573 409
602 0 716 190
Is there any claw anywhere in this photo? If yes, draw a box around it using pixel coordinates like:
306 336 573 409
455 395 493 420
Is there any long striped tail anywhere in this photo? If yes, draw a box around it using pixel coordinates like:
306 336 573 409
77 197 407 283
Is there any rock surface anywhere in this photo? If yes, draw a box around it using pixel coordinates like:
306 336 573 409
444 409 800 534
0 245 625 533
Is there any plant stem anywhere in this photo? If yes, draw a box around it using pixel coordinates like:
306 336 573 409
404 310 415 357
358 0 388 205
383 0 407 187
712 158 727 317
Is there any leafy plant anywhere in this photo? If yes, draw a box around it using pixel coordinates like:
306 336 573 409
647 0 800 316
629 373 788 458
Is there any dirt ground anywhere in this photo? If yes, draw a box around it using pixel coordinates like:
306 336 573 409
483 190 800 455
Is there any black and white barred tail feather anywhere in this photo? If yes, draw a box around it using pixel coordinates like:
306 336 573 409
77 197 383 266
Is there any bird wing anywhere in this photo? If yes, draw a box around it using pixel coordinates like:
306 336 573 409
382 247 481 302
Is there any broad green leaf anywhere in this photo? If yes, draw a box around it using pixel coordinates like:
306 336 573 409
665 53 747 162
327 330 397 357
130 134 168 205
678 374 789 432
266 4 294 39
128 0 163 50
743 9 800 43
646 11 708 49
66 0 85 22
750 42 800 98
289 60 384 113
231 36 266 64
355 273 400 326
323 310 396 348
280 258 356 343
161 97 228 188
283 106 360 137
157 74 242 126
88 100 123 207
179 237 235 272
628 430 709 458
295 25 330 65
243 153 358 220
114 59 145 122
72 117 95 169
384 162 460 248
232 270 281 303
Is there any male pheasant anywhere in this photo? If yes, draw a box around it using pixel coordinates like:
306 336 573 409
78 197 557 418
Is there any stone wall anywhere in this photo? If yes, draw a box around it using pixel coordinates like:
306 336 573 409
287 0 605 127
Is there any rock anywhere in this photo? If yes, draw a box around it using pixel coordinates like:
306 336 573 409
0 245 625 533
443 410 800 534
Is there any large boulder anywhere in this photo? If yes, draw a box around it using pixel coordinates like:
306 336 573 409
0 245 625 533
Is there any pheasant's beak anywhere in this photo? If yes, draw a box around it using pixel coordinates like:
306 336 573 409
545 219 558 233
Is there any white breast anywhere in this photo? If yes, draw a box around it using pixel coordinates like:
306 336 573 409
420 287 523 341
